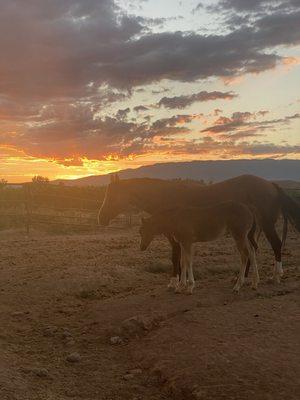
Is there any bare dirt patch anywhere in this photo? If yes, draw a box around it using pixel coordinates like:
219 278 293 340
0 227 299 399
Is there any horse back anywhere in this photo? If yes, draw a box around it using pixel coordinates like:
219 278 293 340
192 175 280 222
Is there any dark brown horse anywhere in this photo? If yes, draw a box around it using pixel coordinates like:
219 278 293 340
98 174 300 287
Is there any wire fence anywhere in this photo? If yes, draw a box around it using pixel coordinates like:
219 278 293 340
0 183 134 235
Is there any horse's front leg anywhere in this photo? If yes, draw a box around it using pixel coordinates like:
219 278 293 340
175 243 188 294
186 244 195 294
167 237 181 290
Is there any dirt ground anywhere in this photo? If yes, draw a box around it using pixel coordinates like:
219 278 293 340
0 226 299 400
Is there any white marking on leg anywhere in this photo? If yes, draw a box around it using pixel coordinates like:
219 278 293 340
175 246 187 293
272 261 283 284
276 261 283 275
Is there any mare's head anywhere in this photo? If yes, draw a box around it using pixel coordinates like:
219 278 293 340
98 174 131 226
139 216 157 251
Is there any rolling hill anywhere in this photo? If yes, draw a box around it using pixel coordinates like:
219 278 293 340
53 159 300 187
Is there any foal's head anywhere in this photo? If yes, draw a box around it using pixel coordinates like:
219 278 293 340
139 217 157 251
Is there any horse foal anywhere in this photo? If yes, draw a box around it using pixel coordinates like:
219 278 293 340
139 202 258 294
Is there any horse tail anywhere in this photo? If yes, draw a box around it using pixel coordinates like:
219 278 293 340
273 183 300 237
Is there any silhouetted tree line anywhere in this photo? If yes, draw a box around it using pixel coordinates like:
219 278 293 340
0 176 106 211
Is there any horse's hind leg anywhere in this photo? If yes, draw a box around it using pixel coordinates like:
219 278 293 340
245 221 260 278
233 237 250 293
262 222 283 283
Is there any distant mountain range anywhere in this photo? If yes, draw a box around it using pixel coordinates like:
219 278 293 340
53 159 300 187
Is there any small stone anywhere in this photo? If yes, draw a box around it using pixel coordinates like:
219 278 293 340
20 367 31 374
65 339 76 346
62 329 72 338
11 312 24 317
120 316 147 337
66 352 81 363
129 368 142 375
43 326 58 337
110 336 123 345
32 368 48 377
123 373 135 381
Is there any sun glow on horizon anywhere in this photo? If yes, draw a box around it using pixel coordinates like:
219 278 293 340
1 148 300 184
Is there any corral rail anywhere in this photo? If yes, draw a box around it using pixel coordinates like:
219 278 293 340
0 183 136 234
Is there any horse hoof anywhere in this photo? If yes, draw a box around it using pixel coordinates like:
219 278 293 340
186 285 194 295
272 273 282 284
167 277 179 290
175 284 186 294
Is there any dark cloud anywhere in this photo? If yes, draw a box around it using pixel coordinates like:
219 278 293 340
158 91 237 109
212 1 300 30
202 111 300 139
192 2 204 13
213 109 223 116
116 135 300 159
131 114 203 140
151 88 170 95
134 105 149 112
215 0 298 13
115 107 131 120
0 100 200 163
1 0 299 102
0 0 299 164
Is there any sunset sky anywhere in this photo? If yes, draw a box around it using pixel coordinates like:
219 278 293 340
0 0 299 182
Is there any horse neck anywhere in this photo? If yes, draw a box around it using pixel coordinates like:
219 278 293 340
125 179 174 214
124 179 213 213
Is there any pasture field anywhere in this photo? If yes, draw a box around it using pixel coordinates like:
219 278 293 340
0 226 299 400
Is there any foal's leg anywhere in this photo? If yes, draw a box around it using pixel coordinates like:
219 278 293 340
167 238 181 289
245 223 260 278
186 244 195 294
175 243 188 293
233 238 250 293
249 242 259 290
262 222 283 283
